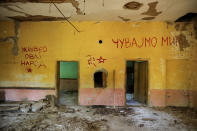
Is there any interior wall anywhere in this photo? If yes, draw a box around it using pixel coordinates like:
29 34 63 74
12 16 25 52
0 21 196 107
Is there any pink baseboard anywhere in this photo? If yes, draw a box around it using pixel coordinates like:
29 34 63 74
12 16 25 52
0 88 56 101
79 88 125 106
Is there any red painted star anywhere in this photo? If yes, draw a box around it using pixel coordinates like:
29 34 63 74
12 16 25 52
97 56 107 63
27 68 32 73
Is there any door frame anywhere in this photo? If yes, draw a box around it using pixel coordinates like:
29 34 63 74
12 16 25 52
125 59 149 105
56 61 80 105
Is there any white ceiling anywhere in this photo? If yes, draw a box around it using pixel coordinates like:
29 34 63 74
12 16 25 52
0 0 197 21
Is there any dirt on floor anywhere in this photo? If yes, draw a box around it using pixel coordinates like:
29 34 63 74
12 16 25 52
0 96 197 131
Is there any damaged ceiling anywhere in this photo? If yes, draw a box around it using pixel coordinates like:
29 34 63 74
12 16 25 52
0 0 197 21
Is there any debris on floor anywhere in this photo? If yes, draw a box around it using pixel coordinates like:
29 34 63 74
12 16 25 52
93 106 134 116
0 96 197 131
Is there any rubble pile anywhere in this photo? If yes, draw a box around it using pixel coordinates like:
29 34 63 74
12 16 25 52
93 106 135 116
0 95 109 131
0 95 57 113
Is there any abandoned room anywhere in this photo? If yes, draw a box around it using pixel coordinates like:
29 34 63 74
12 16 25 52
0 0 197 130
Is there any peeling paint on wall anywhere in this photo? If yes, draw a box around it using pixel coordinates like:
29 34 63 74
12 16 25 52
123 1 143 10
142 17 155 20
175 24 180 30
176 33 190 51
12 20 19 56
175 23 190 31
118 16 130 22
61 0 83 15
194 21 197 39
141 1 162 16
0 20 19 56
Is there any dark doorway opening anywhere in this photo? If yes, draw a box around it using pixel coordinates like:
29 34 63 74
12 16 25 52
57 61 79 105
94 72 103 87
94 71 107 88
126 61 148 106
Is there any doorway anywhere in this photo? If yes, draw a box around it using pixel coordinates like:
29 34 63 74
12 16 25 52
58 61 79 105
126 61 148 106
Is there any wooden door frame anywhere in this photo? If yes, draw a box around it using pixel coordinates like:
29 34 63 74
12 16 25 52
125 59 149 105
56 61 80 105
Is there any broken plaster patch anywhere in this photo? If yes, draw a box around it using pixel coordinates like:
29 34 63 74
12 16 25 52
0 0 83 15
0 20 19 56
174 23 190 31
141 1 162 16
118 16 130 22
142 17 155 20
0 2 82 20
123 1 143 10
176 33 190 51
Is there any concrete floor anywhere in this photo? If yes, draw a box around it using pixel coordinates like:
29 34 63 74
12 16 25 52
59 90 78 106
126 93 143 106
0 105 197 131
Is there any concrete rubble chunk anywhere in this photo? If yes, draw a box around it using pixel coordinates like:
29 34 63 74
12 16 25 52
20 104 31 113
45 95 58 107
31 102 46 112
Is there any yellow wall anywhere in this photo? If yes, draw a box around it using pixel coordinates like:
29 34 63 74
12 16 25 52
0 21 197 106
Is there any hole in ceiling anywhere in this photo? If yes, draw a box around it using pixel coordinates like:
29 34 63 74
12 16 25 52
123 1 143 10
175 13 197 22
99 40 103 44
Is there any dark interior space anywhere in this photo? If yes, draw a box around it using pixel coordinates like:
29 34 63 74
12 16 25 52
94 72 103 88
94 71 107 88
126 61 148 105
126 61 135 94
126 61 136 105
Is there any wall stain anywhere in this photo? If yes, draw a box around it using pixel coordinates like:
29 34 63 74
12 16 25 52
175 23 180 30
176 33 190 51
175 23 190 31
182 23 190 31
63 0 83 15
194 20 197 39
166 21 173 29
8 15 68 21
142 17 155 20
118 16 130 22
123 1 143 10
141 1 162 16
1 0 83 15
0 20 19 56
166 21 173 25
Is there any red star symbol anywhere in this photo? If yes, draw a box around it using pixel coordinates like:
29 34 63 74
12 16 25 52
27 68 32 73
97 56 107 63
